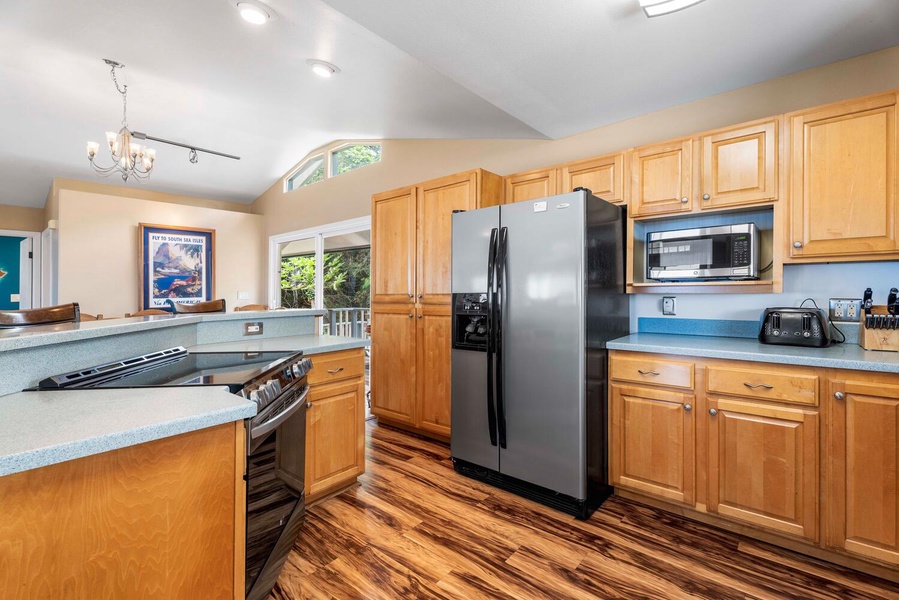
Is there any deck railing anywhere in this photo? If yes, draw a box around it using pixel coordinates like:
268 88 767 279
322 307 371 339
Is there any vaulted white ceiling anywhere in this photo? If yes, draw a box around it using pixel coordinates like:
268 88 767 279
1 0 898 208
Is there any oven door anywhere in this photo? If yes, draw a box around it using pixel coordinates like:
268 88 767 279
245 381 308 600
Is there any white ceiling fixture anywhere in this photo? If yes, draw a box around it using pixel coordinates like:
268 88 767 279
306 59 340 78
237 1 272 25
86 60 156 182
639 0 706 18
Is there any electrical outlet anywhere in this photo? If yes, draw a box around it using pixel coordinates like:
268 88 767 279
244 322 263 336
829 298 863 322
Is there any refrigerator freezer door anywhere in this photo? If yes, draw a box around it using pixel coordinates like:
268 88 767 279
452 207 499 293
499 192 587 499
451 348 498 469
451 206 500 469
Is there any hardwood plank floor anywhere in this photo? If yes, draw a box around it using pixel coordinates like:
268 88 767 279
271 422 899 599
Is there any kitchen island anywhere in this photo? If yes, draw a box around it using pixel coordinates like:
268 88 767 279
0 310 369 599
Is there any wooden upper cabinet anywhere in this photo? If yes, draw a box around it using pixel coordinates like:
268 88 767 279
610 383 695 505
630 139 693 217
707 397 819 541
827 375 899 566
416 304 452 438
505 167 560 203
370 304 416 425
561 152 626 204
416 171 478 304
788 93 898 259
700 119 778 209
372 186 416 304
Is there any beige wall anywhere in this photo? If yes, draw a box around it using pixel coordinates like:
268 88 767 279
0 205 44 232
57 189 264 317
254 44 899 237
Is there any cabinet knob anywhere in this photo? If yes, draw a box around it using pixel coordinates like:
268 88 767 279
418 294 423 299
709 408 718 416
680 197 689 203
793 241 803 249
684 404 692 411
418 314 423 319
306 401 314 409
408 293 413 298
408 313 413 318
834 391 845 400
702 193 710 201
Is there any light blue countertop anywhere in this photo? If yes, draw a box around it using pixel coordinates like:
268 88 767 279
187 334 369 355
608 333 899 373
0 387 256 477
0 309 326 352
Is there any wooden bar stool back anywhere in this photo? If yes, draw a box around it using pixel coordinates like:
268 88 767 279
166 298 227 314
125 309 171 318
234 304 269 311
0 302 81 328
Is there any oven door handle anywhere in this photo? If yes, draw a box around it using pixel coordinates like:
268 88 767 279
250 385 309 440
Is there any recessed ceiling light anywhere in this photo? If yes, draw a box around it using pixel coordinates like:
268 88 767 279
639 0 706 17
306 59 341 78
237 1 271 25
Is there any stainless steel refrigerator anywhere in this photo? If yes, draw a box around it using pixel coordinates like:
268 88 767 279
450 189 628 519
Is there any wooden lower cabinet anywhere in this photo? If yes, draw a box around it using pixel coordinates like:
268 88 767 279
708 396 819 541
0 422 246 600
827 374 899 566
610 351 899 580
610 383 695 505
371 303 451 440
304 348 366 504
370 304 417 425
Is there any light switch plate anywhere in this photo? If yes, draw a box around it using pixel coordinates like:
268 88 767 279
10 293 20 302
662 296 676 315
237 291 250 300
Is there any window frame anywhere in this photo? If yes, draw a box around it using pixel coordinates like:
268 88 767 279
283 153 325 192
328 142 382 178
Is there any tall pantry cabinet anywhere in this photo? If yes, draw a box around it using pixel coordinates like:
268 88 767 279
370 169 504 439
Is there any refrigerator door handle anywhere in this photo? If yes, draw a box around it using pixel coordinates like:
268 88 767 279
485 228 499 447
495 226 508 449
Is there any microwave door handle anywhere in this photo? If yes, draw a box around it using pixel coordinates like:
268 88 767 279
486 228 498 447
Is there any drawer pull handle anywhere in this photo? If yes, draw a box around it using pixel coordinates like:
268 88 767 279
327 368 344 374
744 382 773 390
637 369 661 376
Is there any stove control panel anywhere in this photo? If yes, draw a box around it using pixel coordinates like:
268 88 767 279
243 356 312 409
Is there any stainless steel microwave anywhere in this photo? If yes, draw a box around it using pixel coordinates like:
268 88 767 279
646 223 760 281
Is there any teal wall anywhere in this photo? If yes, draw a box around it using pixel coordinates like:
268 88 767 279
0 236 25 310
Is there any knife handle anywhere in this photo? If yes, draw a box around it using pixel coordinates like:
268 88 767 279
866 314 873 329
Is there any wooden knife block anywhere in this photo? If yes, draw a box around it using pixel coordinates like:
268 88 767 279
859 305 899 352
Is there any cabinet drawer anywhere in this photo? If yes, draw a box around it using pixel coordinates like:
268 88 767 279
308 348 365 386
706 364 818 406
610 354 694 389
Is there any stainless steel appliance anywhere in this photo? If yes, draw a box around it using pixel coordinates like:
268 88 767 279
646 223 759 281
450 189 629 519
36 347 312 600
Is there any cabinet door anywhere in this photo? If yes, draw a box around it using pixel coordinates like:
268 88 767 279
417 172 477 304
789 93 898 259
708 397 818 541
416 304 452 437
827 377 899 565
306 377 365 500
700 120 777 209
561 153 626 204
370 305 416 425
372 187 416 304
610 384 695 504
505 168 559 204
630 139 693 216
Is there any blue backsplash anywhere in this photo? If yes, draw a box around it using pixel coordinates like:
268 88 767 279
638 317 759 338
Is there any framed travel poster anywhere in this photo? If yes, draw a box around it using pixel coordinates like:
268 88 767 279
139 223 215 310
